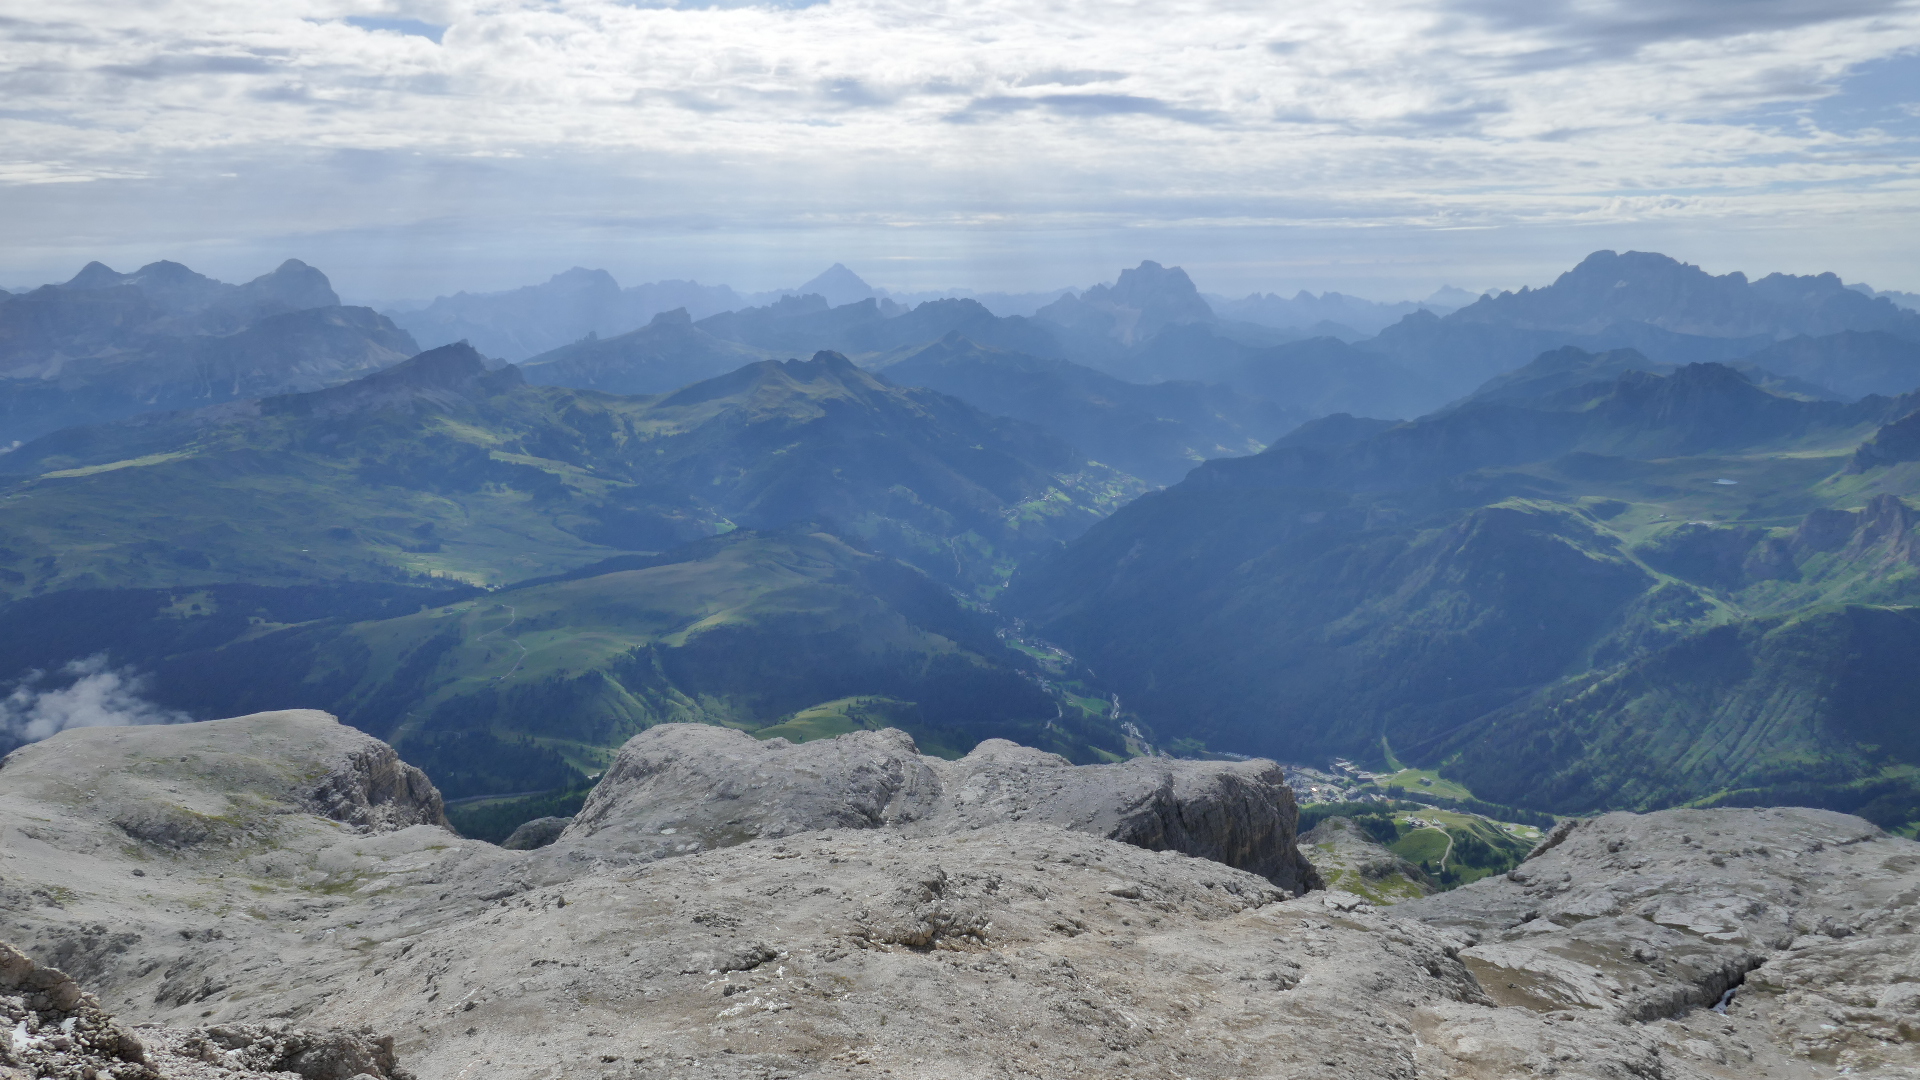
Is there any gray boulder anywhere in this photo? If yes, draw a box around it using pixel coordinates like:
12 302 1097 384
500 815 572 850
560 724 1320 893
563 725 943 859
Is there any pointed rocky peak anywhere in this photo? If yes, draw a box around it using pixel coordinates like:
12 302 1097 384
265 341 514 418
128 260 212 287
648 307 693 328
793 264 877 307
377 341 494 387
1424 285 1481 308
785 349 865 378
1038 260 1215 343
1852 409 1920 472
768 350 892 396
122 259 232 314
63 261 126 290
239 259 340 310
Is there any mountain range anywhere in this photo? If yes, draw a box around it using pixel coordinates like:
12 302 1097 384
4 246 1920 835
0 342 1144 790
386 263 1075 362
0 259 418 445
1005 346 1920 824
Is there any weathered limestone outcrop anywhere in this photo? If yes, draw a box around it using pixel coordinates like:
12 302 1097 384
5 711 1920 1079
1401 807 1920 1071
303 740 449 833
914 737 1324 894
561 724 1321 893
0 940 155 1079
499 815 571 850
564 725 944 856
1 939 412 1080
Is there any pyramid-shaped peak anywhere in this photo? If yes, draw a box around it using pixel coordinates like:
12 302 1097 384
240 259 339 308
130 260 207 283
791 349 860 373
792 264 878 307
64 261 127 290
385 341 491 383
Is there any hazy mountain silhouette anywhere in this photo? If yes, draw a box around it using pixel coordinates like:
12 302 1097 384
0 259 415 444
791 263 882 307
1035 260 1216 346
880 334 1291 484
518 308 770 394
1209 289 1462 337
1446 250 1920 339
388 264 899 362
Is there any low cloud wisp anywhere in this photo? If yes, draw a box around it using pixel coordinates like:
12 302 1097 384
0 654 190 750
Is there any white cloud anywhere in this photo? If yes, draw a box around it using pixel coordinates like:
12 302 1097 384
0 655 190 746
0 0 1915 294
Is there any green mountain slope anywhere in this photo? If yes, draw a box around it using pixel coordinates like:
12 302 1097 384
1006 353 1920 821
0 343 1147 793
0 343 1142 599
1443 604 1920 815
126 527 1120 797
877 334 1289 485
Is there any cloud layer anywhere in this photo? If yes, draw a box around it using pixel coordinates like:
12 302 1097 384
1 0 1916 294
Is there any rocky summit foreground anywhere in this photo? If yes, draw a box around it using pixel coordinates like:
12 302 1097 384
2 713 1917 1078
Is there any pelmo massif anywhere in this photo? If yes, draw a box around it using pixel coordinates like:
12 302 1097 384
2 1 1919 1078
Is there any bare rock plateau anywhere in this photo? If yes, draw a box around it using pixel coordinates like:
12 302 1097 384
2 711 1916 1078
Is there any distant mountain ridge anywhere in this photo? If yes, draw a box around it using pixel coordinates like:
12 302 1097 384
1447 250 1920 339
385 263 1082 362
1007 345 1920 825
0 258 417 445
0 342 1142 598
878 334 1289 485
1207 287 1472 338
503 252 1920 460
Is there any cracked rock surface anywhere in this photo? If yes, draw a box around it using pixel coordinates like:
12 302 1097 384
3 712 1917 1078
1400 807 1920 1076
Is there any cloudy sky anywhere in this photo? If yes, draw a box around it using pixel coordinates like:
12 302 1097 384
3 0 1917 301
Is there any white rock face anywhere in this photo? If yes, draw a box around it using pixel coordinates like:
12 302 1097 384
2 711 1917 1079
